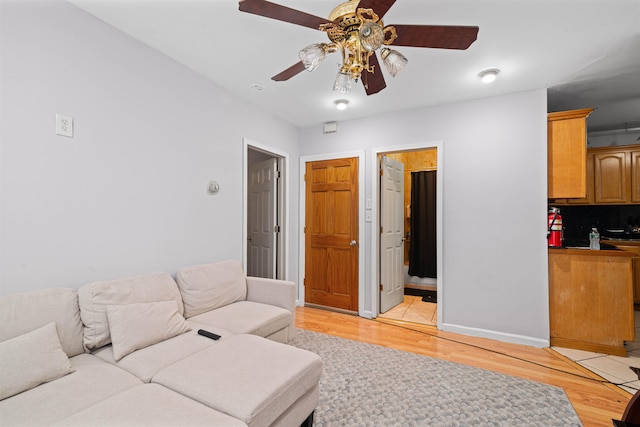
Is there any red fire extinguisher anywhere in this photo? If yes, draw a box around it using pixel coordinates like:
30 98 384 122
548 207 563 247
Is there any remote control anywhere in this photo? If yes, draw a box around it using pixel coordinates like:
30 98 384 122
197 329 221 340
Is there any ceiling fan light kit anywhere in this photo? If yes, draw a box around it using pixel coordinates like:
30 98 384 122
239 0 479 95
380 48 408 78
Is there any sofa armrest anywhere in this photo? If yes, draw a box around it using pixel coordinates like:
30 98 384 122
246 277 296 332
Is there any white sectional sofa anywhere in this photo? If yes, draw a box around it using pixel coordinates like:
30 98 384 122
0 259 322 426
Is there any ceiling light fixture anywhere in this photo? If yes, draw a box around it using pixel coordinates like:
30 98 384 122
478 68 500 83
334 99 350 110
240 0 479 96
298 3 407 94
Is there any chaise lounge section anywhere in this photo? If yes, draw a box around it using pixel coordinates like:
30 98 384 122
0 259 322 426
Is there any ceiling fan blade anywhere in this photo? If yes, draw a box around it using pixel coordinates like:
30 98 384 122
356 0 397 19
362 54 386 95
391 24 479 50
272 61 307 81
239 0 332 31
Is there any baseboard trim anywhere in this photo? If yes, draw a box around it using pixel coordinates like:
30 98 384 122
441 322 550 348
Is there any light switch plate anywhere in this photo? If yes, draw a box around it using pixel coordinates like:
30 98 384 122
55 114 73 137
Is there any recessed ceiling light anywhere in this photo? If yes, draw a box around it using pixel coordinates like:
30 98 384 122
478 68 500 83
249 83 266 91
334 99 349 110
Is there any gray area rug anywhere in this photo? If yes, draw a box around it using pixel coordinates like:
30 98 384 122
289 329 582 426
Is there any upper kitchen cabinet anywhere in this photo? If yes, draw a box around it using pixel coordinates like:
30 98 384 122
547 108 594 199
633 149 640 203
593 145 639 204
552 144 640 205
594 149 628 203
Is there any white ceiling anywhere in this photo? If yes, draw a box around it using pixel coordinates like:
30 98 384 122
69 0 640 130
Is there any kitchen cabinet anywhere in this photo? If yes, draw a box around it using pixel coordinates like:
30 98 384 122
554 153 594 205
551 144 640 205
594 149 630 203
609 241 640 304
547 108 593 199
549 248 636 356
632 150 640 203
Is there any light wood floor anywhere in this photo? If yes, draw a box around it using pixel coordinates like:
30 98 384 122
296 306 631 427
378 295 437 325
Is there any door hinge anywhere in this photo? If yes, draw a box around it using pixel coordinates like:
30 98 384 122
379 168 384 176
275 225 281 233
380 226 383 234
276 170 281 178
379 283 383 291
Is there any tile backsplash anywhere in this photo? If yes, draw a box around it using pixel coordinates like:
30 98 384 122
551 205 640 241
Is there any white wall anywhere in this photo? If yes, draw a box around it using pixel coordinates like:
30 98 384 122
0 0 300 294
1 0 550 347
298 90 550 346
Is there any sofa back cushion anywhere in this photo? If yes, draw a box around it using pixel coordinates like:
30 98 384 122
176 259 247 318
0 287 84 357
78 273 183 351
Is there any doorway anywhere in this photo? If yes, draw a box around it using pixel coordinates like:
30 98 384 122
373 143 443 328
243 139 288 280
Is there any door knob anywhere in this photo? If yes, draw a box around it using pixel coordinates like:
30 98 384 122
350 240 357 246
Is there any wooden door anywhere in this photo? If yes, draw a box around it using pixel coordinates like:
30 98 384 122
247 158 278 278
305 157 359 311
380 155 405 313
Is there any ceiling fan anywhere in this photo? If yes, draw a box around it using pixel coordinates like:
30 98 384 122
238 0 479 95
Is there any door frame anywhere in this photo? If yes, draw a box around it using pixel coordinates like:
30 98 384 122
371 141 444 328
299 150 366 315
243 137 289 281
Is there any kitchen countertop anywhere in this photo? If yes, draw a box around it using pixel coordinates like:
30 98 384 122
549 247 638 257
602 238 640 247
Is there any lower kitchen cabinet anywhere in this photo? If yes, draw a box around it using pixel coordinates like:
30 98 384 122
609 242 640 304
549 248 636 356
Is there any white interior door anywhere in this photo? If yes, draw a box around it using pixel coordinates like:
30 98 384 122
247 158 278 278
380 155 405 313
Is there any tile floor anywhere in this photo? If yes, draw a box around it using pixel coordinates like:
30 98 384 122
378 295 437 326
380 292 640 394
552 310 640 394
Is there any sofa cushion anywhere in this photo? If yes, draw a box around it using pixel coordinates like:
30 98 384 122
107 300 191 361
52 384 248 427
0 354 142 426
0 287 84 357
0 322 74 400
78 273 183 350
152 334 322 427
93 322 233 382
188 300 290 340
176 259 247 318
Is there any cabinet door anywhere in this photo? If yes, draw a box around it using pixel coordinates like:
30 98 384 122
613 245 640 304
564 153 594 204
594 151 629 203
547 109 592 199
632 150 640 203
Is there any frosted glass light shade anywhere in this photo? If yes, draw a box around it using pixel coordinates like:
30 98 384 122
381 48 408 77
299 43 326 72
359 22 385 52
333 71 352 94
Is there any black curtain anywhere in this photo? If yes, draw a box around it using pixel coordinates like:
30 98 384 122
408 171 437 278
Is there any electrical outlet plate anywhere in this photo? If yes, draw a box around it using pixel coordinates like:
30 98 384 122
55 114 73 137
